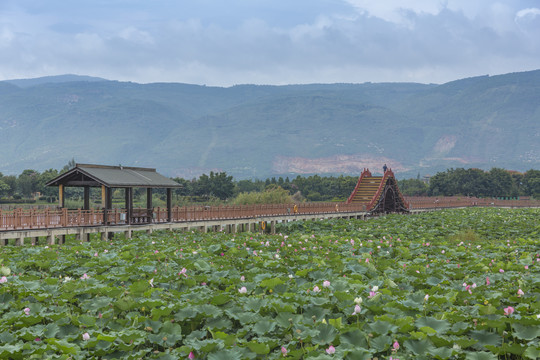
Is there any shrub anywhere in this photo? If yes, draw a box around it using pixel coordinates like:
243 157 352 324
232 186 293 204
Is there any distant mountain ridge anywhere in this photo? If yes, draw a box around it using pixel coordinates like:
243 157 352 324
4 74 107 88
0 70 538 179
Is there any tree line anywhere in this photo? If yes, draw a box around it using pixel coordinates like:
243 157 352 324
1 165 538 205
0 166 358 204
398 168 540 199
171 173 358 202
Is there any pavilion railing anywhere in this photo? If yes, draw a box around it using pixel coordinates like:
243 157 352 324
0 197 538 231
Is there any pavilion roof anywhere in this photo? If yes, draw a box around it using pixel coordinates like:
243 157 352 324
46 164 182 188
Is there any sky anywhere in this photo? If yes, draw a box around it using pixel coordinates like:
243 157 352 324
1 0 539 86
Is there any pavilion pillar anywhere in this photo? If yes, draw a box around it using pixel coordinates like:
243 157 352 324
102 186 112 225
125 187 133 225
83 186 90 210
107 187 112 209
166 188 172 222
59 184 65 208
147 188 153 223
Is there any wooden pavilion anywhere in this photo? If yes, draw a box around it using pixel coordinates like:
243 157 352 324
46 164 182 224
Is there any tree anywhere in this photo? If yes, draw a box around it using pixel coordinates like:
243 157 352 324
18 169 40 198
2 176 17 197
428 170 452 196
523 170 540 199
62 158 76 173
486 168 513 197
192 172 234 200
172 177 191 196
509 172 524 197
38 169 59 197
398 178 428 196
235 179 265 194
208 172 234 200
0 179 10 197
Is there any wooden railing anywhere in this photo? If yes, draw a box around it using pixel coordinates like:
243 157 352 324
406 196 540 209
0 198 538 231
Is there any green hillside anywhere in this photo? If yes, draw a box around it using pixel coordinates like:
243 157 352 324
0 71 538 178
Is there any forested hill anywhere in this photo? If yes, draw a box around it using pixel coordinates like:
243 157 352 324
0 70 538 179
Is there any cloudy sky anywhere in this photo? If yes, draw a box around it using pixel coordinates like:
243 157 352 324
1 0 539 86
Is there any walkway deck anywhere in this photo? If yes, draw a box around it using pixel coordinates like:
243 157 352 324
1 196 538 245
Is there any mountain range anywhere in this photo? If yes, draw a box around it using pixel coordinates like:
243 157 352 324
1 70 539 179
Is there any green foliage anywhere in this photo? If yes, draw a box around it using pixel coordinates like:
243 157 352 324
0 208 539 359
523 169 540 199
291 175 357 201
448 229 481 243
0 180 10 198
231 186 293 204
398 178 428 196
428 167 537 197
193 172 235 200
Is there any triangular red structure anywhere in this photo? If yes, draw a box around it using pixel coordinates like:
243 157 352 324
346 168 409 213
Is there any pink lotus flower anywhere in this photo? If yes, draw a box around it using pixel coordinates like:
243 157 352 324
393 340 400 351
524 265 529 270
238 286 247 294
0 276 7 284
323 280 331 288
188 351 195 359
82 332 90 341
313 286 321 293
517 289 524 297
499 269 504 273
80 273 90 280
504 306 515 316
149 278 154 288
424 294 429 302
24 307 30 316
486 277 490 286
179 268 187 277
240 275 245 281
326 345 336 354
352 304 361 315
281 346 288 357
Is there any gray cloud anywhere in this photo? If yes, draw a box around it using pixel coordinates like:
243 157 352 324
0 0 539 85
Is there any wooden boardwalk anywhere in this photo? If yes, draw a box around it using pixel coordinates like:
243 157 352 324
1 197 538 245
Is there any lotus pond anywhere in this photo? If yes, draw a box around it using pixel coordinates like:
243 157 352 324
0 208 539 359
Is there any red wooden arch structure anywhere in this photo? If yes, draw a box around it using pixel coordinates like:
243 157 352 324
346 168 409 213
